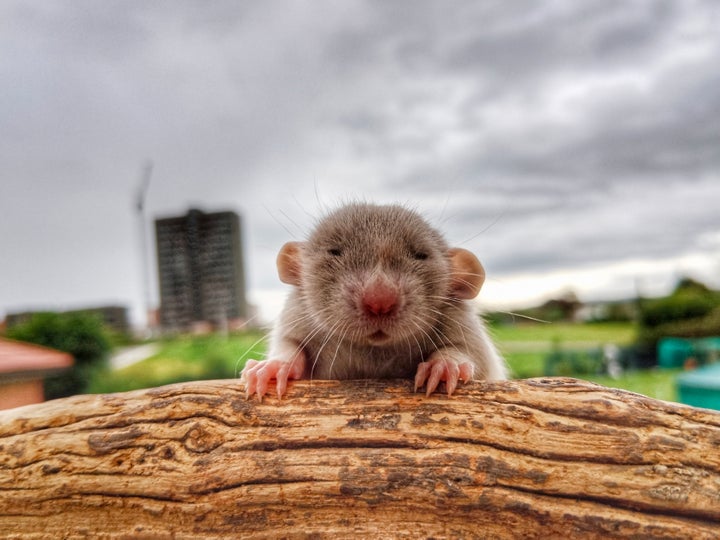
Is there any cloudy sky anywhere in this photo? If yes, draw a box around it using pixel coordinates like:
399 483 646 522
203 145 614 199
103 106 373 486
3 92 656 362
2 0 719 328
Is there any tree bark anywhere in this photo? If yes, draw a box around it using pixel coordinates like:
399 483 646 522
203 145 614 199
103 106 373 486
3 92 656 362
1 377 719 539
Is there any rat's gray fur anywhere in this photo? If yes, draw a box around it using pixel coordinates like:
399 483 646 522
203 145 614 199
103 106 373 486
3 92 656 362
269 203 507 381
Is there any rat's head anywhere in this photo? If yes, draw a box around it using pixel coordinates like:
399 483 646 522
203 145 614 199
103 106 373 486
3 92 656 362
277 203 485 347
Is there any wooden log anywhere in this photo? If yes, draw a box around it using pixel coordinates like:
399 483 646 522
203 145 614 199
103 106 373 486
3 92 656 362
1 377 719 539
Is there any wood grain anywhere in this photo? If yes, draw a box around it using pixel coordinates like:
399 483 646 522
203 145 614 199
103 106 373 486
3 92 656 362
1 377 719 539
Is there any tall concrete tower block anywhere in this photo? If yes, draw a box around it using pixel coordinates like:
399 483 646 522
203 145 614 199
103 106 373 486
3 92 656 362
155 209 247 332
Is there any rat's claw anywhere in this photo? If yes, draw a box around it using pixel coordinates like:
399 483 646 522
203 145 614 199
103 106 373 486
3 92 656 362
239 351 307 401
414 350 475 396
239 358 268 400
444 360 461 396
240 359 259 382
276 362 292 399
255 365 273 401
414 361 430 393
426 360 446 396
243 367 257 400
458 362 474 383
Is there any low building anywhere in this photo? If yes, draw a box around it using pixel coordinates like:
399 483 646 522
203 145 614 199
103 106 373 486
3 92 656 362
0 338 74 410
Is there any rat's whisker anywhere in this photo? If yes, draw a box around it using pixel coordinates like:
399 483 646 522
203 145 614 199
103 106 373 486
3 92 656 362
327 321 351 378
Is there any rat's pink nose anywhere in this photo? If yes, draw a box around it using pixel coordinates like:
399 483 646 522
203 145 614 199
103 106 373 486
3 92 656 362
361 280 399 317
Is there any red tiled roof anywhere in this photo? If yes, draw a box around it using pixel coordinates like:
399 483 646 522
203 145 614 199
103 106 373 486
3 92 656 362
0 338 74 374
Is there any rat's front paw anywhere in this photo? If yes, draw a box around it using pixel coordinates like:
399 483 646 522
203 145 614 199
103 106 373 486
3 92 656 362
414 349 474 396
241 352 305 401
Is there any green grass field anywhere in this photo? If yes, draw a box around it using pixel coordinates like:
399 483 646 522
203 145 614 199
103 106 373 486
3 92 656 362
492 321 636 378
490 321 637 344
90 321 681 402
583 369 680 403
88 331 268 394
492 321 679 401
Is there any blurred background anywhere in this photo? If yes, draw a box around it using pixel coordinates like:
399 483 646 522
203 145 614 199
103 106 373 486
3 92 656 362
1 1 719 409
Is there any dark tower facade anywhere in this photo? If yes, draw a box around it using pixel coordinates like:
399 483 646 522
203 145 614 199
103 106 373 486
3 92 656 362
155 209 247 331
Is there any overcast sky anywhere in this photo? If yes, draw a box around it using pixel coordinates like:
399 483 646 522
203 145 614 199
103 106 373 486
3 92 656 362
2 0 719 328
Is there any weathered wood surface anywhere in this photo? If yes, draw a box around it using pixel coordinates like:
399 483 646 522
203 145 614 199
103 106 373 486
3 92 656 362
1 377 719 539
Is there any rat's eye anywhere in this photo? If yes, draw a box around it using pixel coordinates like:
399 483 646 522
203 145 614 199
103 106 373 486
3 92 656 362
413 251 429 261
328 248 342 257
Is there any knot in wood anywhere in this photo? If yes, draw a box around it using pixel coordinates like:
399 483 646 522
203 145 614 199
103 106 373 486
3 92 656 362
183 421 223 453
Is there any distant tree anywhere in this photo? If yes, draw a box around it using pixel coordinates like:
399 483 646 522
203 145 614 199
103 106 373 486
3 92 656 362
639 288 717 329
7 312 112 399
524 291 582 323
673 276 711 295
637 277 720 352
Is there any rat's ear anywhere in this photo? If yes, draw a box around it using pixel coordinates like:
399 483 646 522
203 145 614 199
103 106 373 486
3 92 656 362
448 247 485 300
277 242 304 286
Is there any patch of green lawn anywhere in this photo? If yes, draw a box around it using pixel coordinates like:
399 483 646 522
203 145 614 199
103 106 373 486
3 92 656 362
493 321 680 402
582 369 681 403
494 321 635 379
490 321 636 346
88 331 268 393
503 351 546 379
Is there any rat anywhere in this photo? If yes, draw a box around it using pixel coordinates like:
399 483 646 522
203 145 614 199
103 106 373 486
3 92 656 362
241 202 507 400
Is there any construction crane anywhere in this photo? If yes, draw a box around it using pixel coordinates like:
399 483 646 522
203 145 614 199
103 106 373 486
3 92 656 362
135 161 153 333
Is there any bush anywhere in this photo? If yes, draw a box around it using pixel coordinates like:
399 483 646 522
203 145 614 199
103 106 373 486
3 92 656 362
7 312 112 399
639 291 717 328
636 279 720 354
